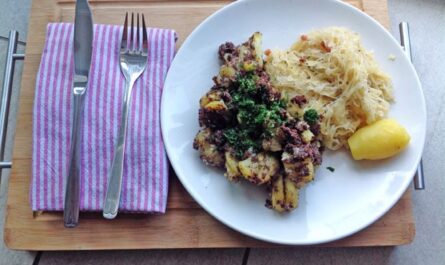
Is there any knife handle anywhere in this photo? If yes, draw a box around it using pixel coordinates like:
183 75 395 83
64 94 85 227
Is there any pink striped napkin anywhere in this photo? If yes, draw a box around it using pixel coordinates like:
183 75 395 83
31 23 176 213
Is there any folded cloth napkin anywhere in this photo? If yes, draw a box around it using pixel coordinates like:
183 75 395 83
31 23 176 213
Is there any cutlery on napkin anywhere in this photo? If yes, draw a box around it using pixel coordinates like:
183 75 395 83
103 13 150 219
63 0 93 228
31 22 176 214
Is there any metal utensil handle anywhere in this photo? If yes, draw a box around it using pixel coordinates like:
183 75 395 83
103 78 135 219
0 30 25 181
63 94 85 227
399 22 425 190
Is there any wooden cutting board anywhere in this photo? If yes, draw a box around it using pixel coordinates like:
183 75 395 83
4 0 415 250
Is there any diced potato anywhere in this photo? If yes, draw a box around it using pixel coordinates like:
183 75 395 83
199 100 230 129
270 175 299 212
237 45 248 64
238 32 263 69
301 130 314 143
299 158 314 186
251 32 264 68
224 152 241 181
271 175 285 212
204 100 227 112
242 61 257 72
348 119 410 160
193 129 225 168
284 177 299 210
238 153 279 185
262 137 282 152
283 157 314 188
199 90 221 108
282 154 297 180
219 65 236 78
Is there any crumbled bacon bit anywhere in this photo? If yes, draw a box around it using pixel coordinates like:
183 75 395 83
290 95 307 107
295 120 309 132
212 130 226 148
256 71 270 87
280 125 302 145
298 164 310 177
301 35 308 41
299 57 306 64
264 49 272 56
309 122 321 135
320 41 331 52
218 42 236 60
220 91 232 102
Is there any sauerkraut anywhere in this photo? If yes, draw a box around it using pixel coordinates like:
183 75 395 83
266 27 393 150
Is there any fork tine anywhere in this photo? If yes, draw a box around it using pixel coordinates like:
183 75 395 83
136 13 140 51
130 12 134 51
120 12 128 51
141 14 148 54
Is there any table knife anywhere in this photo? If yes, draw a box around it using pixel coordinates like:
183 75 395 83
64 0 93 228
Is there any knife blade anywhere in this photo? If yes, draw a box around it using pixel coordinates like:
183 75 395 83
63 0 93 228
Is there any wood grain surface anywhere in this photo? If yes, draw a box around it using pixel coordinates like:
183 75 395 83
4 0 415 250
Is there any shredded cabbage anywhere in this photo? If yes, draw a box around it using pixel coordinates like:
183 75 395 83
266 27 393 150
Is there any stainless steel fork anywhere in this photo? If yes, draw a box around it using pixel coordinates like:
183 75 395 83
103 13 148 219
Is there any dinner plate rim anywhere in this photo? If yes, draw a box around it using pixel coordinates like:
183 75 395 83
160 0 426 245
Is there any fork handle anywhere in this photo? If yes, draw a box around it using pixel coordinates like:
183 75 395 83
64 93 85 227
103 78 135 219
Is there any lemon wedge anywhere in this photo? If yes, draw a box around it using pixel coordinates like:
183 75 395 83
348 119 410 160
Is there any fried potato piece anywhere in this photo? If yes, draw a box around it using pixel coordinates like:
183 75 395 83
224 152 241 181
262 137 282 152
299 158 314 186
270 175 299 212
219 65 236 78
193 128 224 168
199 100 230 129
237 32 263 71
238 153 279 185
301 129 314 143
199 90 225 108
271 175 285 212
251 32 264 68
283 157 314 188
284 177 299 210
204 100 227 111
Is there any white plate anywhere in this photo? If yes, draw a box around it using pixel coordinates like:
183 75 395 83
161 0 426 245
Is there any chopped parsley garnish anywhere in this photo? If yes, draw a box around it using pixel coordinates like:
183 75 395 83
326 166 335 172
304 109 319 125
223 128 261 159
237 75 257 94
223 74 286 159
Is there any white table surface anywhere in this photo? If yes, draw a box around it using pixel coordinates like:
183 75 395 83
0 0 443 264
